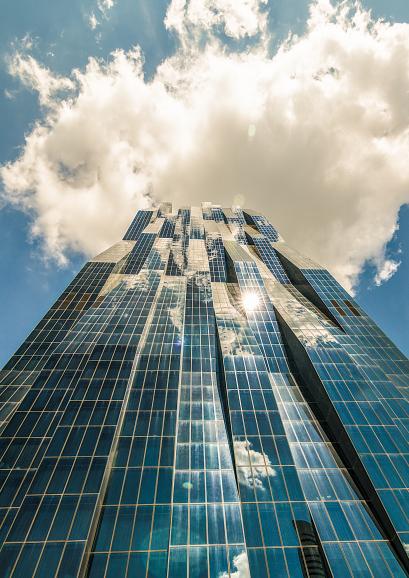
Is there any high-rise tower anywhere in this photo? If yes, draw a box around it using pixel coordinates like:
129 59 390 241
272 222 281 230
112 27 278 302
0 203 408 578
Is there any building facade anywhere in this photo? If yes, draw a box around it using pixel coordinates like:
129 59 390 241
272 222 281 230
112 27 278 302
0 203 408 578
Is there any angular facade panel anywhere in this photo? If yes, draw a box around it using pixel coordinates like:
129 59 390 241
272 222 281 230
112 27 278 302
0 203 408 578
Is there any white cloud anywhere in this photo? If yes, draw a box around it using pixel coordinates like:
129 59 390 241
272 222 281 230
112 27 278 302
220 551 250 578
7 53 74 107
165 0 268 40
4 89 15 100
374 258 401 286
2 1 409 290
234 439 276 489
100 0 115 9
97 0 116 17
88 0 116 30
169 304 184 333
20 33 36 51
89 13 99 30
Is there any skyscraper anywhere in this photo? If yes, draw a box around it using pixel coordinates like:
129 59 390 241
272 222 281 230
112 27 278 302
0 203 408 578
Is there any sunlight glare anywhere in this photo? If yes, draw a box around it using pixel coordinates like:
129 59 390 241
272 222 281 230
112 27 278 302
242 292 260 312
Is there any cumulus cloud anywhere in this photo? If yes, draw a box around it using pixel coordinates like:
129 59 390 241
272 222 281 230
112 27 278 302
234 439 276 490
2 0 409 289
374 258 401 286
165 0 268 41
7 53 74 107
220 551 250 578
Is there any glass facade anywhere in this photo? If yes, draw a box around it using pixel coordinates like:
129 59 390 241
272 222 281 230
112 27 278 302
0 203 408 578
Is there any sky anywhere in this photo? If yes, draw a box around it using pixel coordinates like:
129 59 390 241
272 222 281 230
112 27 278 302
0 0 408 367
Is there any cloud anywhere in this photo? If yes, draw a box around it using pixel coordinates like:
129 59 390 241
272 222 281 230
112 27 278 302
100 0 115 10
2 0 409 290
87 0 116 30
7 53 74 107
4 89 15 100
98 0 116 17
19 33 36 51
220 551 250 578
234 439 276 489
165 0 268 40
89 13 99 30
374 258 401 286
169 304 184 333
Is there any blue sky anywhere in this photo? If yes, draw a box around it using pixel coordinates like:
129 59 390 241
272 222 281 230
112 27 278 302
0 0 408 366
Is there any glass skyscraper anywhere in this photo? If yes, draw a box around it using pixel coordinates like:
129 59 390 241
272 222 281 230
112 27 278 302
0 203 408 578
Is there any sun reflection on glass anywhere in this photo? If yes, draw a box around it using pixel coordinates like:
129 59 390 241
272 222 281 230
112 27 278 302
242 292 260 312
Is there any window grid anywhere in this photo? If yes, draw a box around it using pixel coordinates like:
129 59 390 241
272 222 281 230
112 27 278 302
0 204 408 578
123 211 154 241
